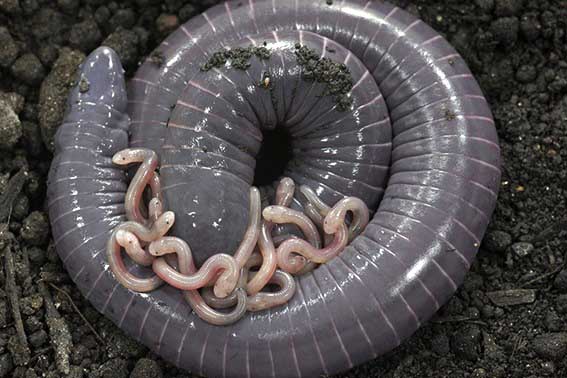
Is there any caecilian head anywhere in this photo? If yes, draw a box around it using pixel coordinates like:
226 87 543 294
155 211 175 235
115 229 140 248
68 47 128 112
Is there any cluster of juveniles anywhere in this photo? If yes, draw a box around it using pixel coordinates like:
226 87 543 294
107 148 369 325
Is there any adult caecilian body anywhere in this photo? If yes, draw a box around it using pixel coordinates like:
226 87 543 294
47 1 500 377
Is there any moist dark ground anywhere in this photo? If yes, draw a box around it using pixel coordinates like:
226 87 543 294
0 0 566 377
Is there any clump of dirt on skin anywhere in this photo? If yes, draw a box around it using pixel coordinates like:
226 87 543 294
200 44 271 71
201 42 355 112
294 43 354 111
0 0 566 377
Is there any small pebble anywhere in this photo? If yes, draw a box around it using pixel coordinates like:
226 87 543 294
511 242 534 257
39 48 85 152
430 333 451 355
533 333 567 360
471 368 488 378
549 78 567 95
490 17 519 46
31 8 65 40
46 241 59 263
91 358 128 378
11 53 45 86
0 0 20 13
0 92 24 114
516 65 537 83
520 12 541 41
94 6 111 26
451 326 482 361
102 28 139 68
23 367 38 378
67 366 83 378
554 270 567 293
463 273 484 291
482 230 511 253
20 294 43 315
69 19 103 52
541 361 556 375
0 173 7 193
474 0 494 12
482 304 496 318
12 194 29 221
130 358 162 378
544 311 562 332
20 211 49 246
19 0 39 15
133 26 150 52
164 0 184 12
70 344 90 365
0 27 20 69
0 353 13 378
108 9 137 32
105 327 146 359
24 316 43 333
0 225 14 251
28 330 48 348
26 247 45 266
178 3 197 22
7 335 30 366
0 98 22 150
482 331 504 360
156 14 179 35
56 0 78 13
494 0 524 17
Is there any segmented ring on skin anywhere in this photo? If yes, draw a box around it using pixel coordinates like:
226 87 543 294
47 1 501 377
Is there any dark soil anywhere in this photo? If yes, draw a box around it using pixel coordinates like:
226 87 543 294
0 0 566 377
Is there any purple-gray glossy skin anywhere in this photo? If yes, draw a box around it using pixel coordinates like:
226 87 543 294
47 1 501 377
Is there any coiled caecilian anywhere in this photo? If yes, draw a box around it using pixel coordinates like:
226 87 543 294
47 0 501 377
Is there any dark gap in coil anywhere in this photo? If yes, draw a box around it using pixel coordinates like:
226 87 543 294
253 127 293 187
